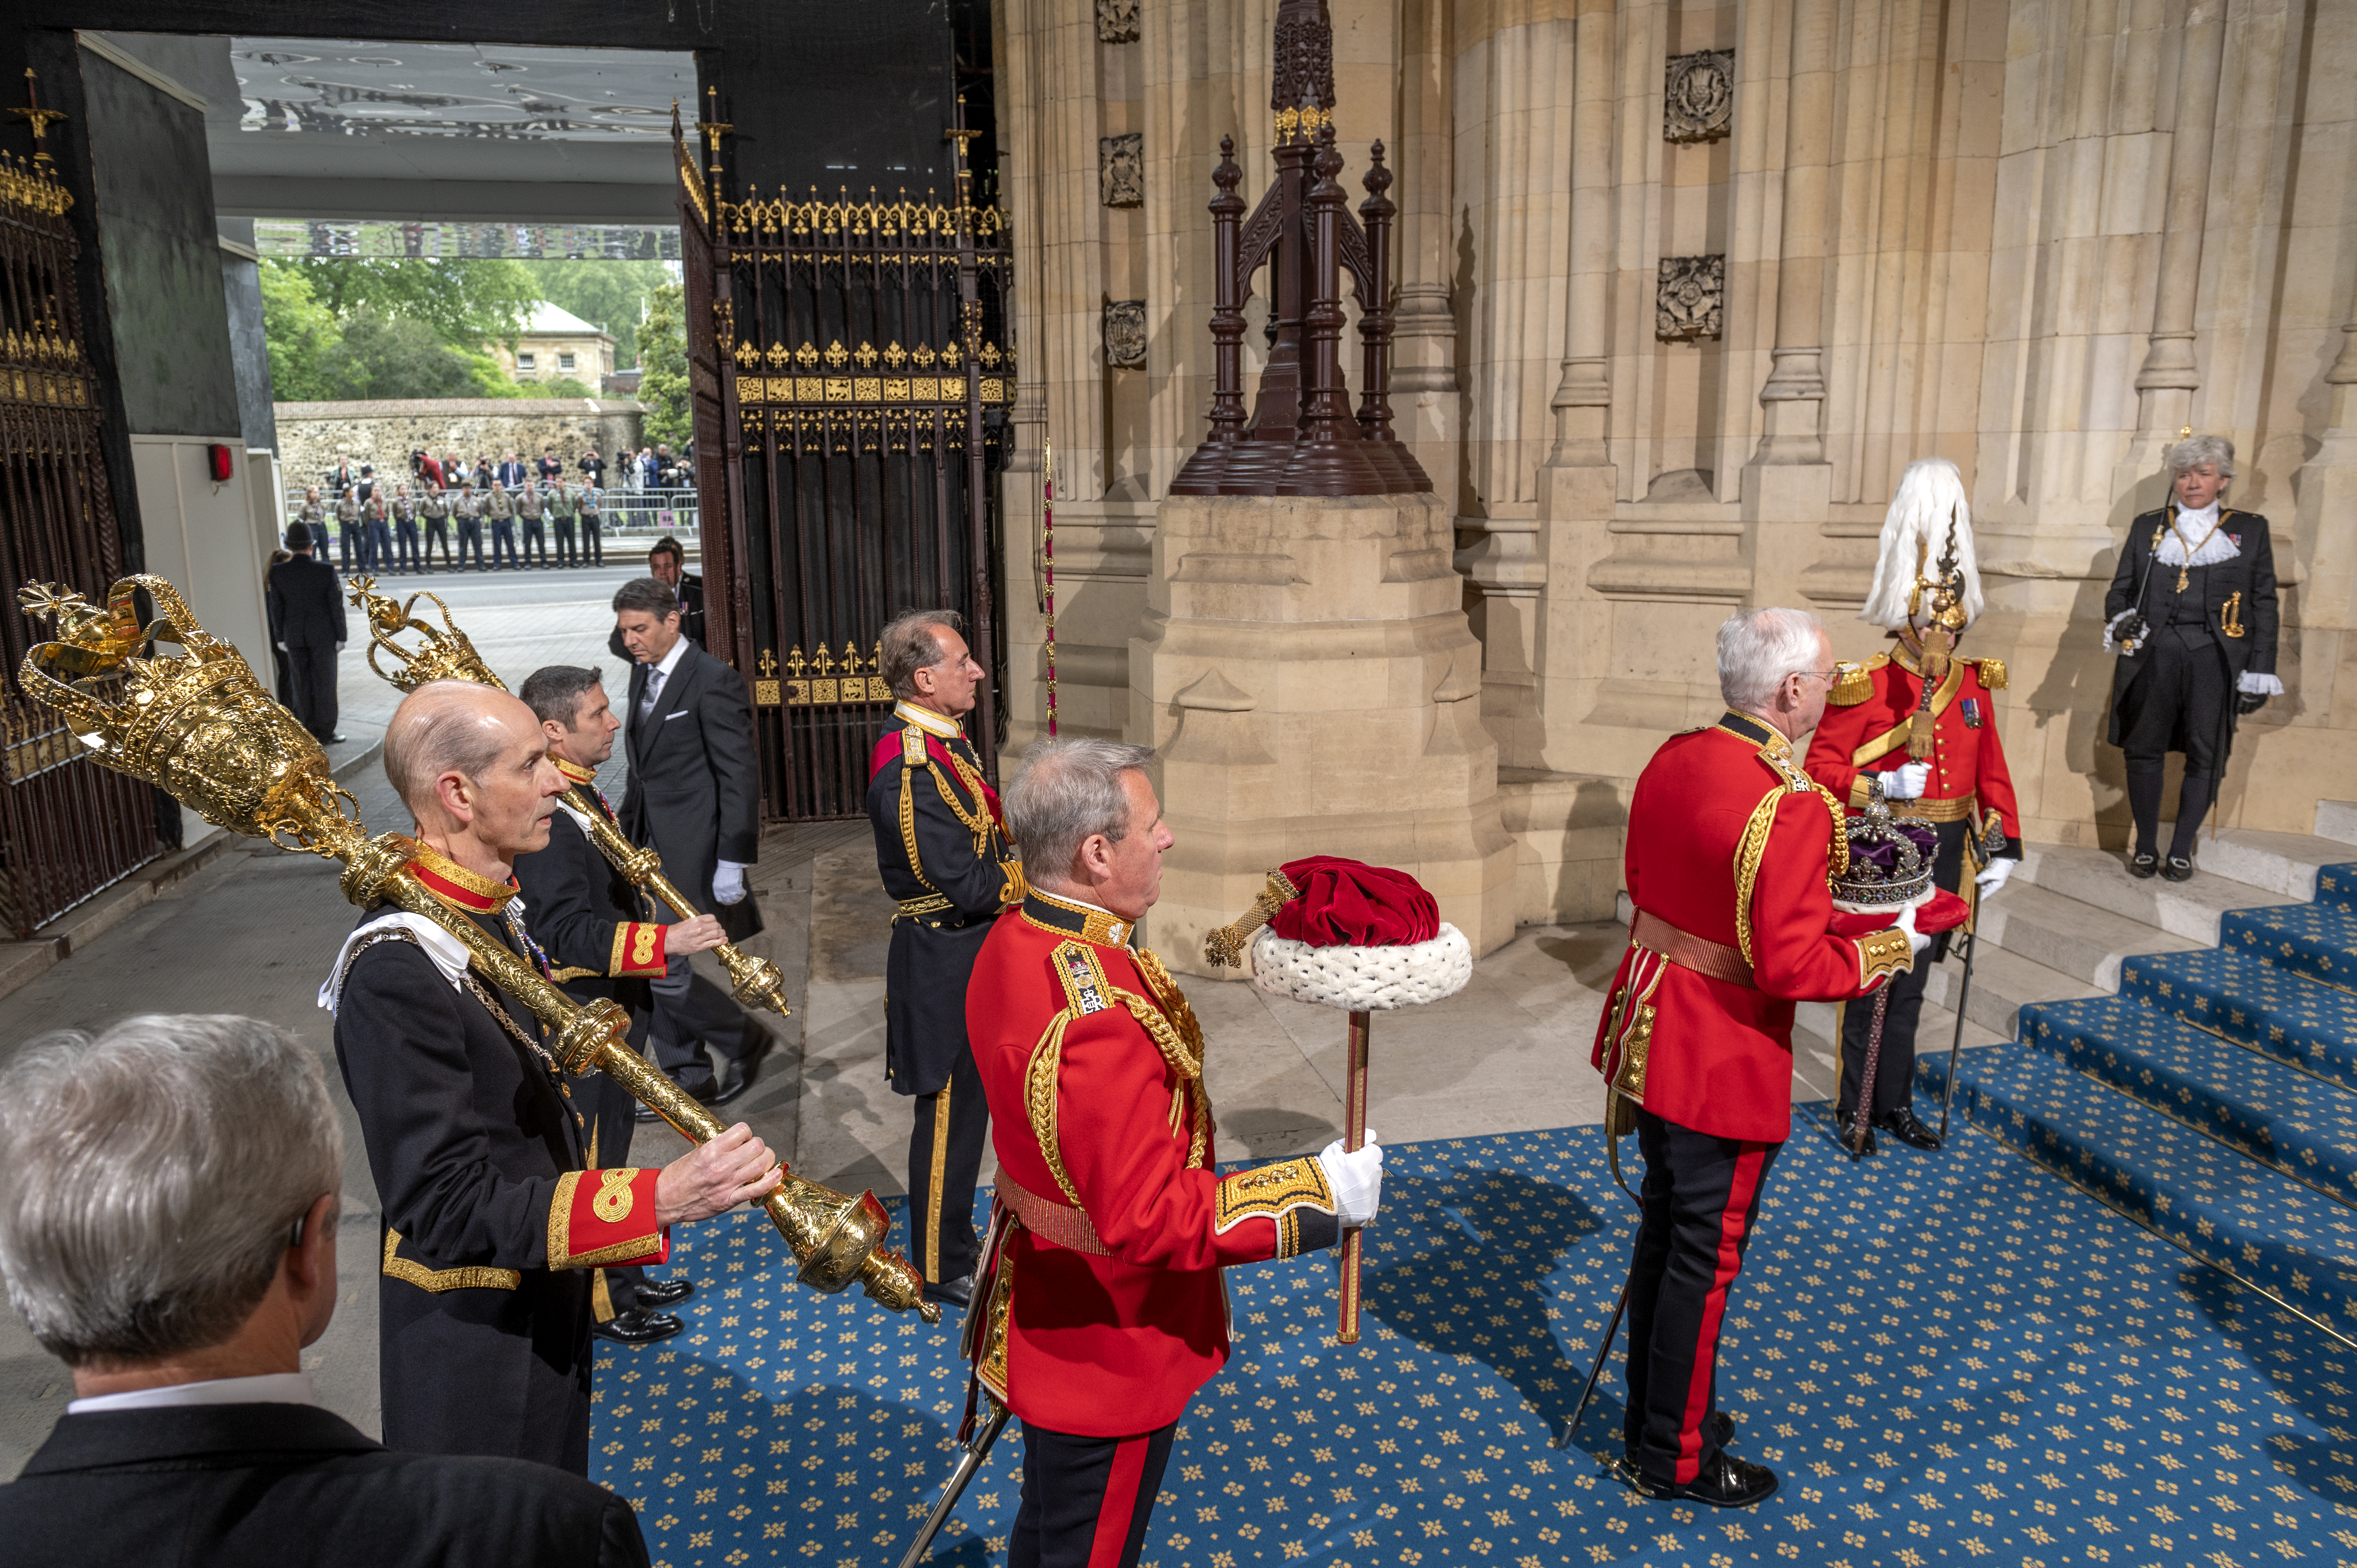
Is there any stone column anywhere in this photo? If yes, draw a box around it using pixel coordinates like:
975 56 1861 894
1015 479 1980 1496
1390 0 1458 505
2293 292 2357 649
2114 0 2230 501
1740 0 1837 612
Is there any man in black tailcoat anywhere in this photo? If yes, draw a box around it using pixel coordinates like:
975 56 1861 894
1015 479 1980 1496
329 680 780 1471
863 609 1025 1309
514 662 723 1345
266 521 346 743
613 578 767 1113
2104 434 2282 881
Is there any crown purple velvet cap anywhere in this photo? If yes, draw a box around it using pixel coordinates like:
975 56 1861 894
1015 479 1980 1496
1831 811 1936 908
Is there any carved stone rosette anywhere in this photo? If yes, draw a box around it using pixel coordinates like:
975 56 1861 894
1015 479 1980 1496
1103 300 1148 368
1099 133 1143 208
1095 0 1139 44
1664 49 1735 143
1656 254 1726 340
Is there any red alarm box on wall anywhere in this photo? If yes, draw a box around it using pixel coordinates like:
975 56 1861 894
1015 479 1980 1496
206 444 234 481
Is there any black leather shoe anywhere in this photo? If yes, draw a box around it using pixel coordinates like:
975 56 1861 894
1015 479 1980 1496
1835 1112 1877 1156
592 1309 683 1346
923 1274 974 1311
1631 1451 1778 1509
1873 1106 1943 1150
634 1277 695 1309
1709 1409 1735 1448
2162 856 2194 882
708 1031 775 1110
2128 852 2158 879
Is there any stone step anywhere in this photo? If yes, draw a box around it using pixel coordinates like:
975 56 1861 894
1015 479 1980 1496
2194 828 2355 901
1918 937 2094 1039
1968 878 2203 992
1920 1041 2357 1342
2317 800 2357 848
2014 841 2302 946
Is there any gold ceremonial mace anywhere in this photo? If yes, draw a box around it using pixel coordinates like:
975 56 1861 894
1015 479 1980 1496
18 576 934 1324
344 578 791 1017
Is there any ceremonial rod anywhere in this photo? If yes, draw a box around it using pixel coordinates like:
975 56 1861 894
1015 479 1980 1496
1337 1008 1370 1343
345 579 790 1016
17 576 933 1325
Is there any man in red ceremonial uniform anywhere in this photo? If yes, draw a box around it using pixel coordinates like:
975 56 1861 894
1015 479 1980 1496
1595 609 1924 1507
327 680 781 1471
1803 457 2021 1150
865 610 1028 1309
965 739 1385 1568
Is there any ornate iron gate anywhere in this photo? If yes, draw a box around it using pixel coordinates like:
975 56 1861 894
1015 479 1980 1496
0 113 161 937
675 102 1011 822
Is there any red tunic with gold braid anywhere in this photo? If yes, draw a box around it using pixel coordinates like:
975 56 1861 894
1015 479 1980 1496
964 889 1343 1438
1591 711 1915 1143
1802 646 2023 857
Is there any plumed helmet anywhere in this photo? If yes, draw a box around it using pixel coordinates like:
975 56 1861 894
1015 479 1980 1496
1860 457 1982 633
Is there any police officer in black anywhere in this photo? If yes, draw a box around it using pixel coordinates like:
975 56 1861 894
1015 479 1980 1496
2104 434 2281 881
514 663 722 1345
863 610 1024 1309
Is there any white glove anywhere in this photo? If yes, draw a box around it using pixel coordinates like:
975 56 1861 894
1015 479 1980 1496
1317 1132 1384 1228
1894 902 1931 957
1880 761 1930 800
1975 857 2015 899
713 860 750 905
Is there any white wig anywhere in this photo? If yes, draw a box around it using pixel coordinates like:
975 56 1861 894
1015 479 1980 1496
1859 457 1982 632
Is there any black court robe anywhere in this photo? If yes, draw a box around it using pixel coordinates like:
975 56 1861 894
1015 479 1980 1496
2105 506 2280 751
331 902 665 1473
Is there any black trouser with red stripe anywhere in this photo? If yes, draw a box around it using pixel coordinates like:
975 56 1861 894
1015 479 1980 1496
1622 1110 1782 1486
1011 1419 1177 1568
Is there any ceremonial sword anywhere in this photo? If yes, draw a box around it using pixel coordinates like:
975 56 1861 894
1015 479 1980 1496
891 1398 1011 1568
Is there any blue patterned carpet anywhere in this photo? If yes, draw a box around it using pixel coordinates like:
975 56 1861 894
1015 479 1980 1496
590 1116 2357 1567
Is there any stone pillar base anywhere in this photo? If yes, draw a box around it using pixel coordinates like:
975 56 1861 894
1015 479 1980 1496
1129 491 1520 976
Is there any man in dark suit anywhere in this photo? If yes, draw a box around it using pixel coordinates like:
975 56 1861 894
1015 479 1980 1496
497 450 530 491
334 680 781 1470
0 1012 651 1567
514 662 713 1342
605 537 706 659
267 522 346 743
2104 433 2282 880
613 578 766 1111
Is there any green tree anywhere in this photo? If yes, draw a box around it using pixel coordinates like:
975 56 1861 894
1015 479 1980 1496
317 312 520 401
295 258 541 351
535 376 600 399
517 259 670 367
637 282 690 448
256 259 343 401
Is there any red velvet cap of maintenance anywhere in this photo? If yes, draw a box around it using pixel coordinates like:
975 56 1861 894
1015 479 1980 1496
1266 856 1440 948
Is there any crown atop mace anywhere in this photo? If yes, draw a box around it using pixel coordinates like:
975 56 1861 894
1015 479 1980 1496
18 575 361 855
348 578 506 693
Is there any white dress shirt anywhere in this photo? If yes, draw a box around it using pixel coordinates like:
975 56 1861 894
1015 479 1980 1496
639 634 690 718
68 1371 317 1415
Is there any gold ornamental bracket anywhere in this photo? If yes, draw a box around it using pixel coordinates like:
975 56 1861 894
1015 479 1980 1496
19 576 923 1321
342 579 793 1019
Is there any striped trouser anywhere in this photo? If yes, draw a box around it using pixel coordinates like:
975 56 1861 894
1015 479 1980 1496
1011 1420 1177 1568
906 1047 987 1285
1622 1109 1783 1485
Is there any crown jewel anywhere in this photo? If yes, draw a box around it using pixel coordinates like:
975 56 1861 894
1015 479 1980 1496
1828 796 1937 912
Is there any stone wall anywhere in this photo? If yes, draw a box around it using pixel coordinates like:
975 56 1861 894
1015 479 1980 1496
272 398 645 492
995 0 2357 937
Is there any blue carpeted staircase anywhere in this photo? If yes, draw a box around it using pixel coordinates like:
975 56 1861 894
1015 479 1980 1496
1921 839 2357 1347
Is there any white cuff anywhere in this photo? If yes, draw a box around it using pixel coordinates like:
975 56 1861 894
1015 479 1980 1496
2237 673 2283 697
2102 610 2138 655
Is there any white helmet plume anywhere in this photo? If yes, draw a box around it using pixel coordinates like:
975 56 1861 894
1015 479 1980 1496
1860 457 1982 632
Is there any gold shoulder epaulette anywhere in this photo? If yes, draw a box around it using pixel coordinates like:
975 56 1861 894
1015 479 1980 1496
900 725 928 763
1973 657 2007 691
1827 654 1884 707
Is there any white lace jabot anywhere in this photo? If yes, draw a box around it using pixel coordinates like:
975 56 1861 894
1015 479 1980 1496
2156 503 2240 568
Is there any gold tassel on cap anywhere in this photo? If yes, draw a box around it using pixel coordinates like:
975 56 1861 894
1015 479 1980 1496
1203 868 1302 968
